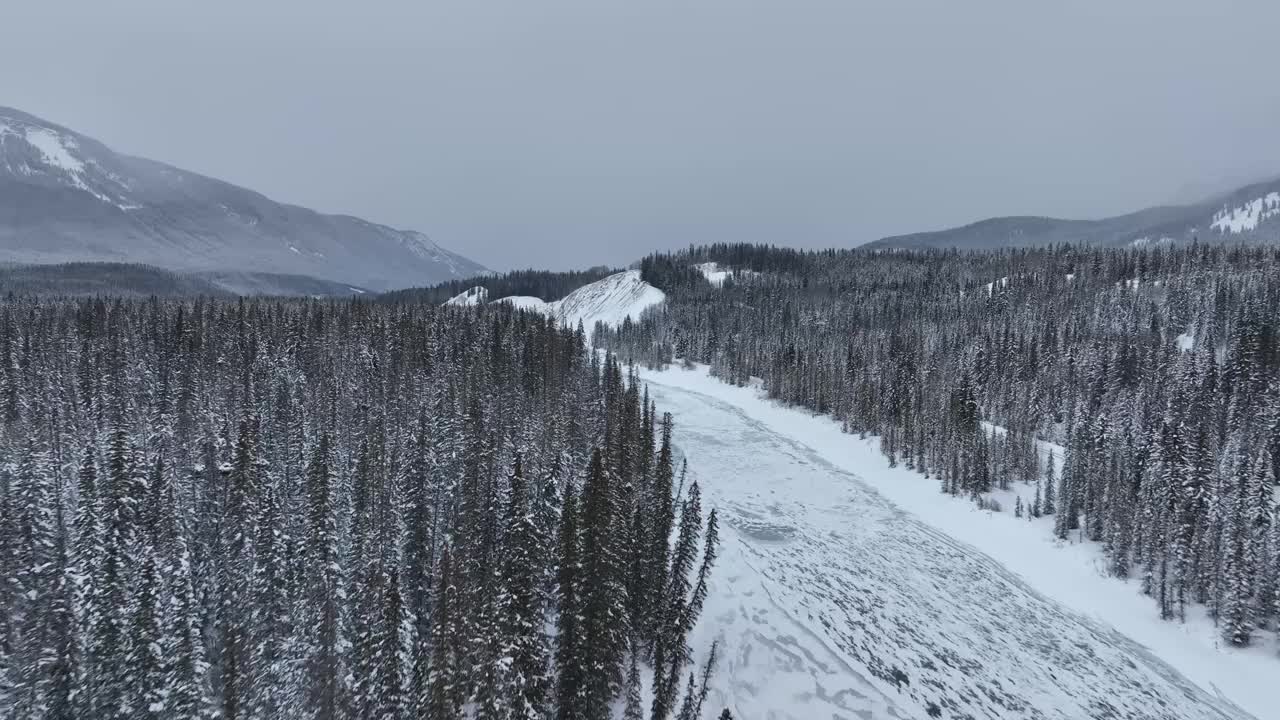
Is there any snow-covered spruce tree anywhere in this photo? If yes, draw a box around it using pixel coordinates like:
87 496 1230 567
302 433 349 720
219 418 261 720
642 412 677 649
652 479 722 720
424 544 462 720
89 434 133 720
71 444 102 692
576 448 628 718
127 537 167 720
495 454 550 719
39 503 79 720
250 469 292 718
553 476 586 720
10 439 57 716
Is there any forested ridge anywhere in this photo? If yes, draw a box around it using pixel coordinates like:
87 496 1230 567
606 242 1280 651
382 268 619 306
0 296 720 719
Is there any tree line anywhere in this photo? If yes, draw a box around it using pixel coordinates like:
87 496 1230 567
382 268 619 306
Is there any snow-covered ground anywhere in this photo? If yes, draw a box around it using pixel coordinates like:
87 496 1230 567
696 262 759 288
465 270 665 339
445 285 489 306
494 295 552 312
639 363 1267 720
697 262 733 287
552 269 665 335
1212 192 1280 234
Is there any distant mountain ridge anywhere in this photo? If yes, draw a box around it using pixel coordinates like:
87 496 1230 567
0 106 486 291
0 262 372 298
867 177 1280 250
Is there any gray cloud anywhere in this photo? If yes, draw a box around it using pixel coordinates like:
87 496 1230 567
3 0 1278 270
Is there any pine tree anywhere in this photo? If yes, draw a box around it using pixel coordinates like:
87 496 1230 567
11 439 57 714
250 474 291 719
653 482 719 720
128 542 167 720
164 514 208 720
497 455 549 719
622 647 644 720
644 413 677 648
554 472 585 720
39 504 79 720
372 567 406 720
303 434 348 719
424 546 461 720
90 440 132 720
71 445 102 689
576 448 628 718
221 419 261 720
1219 444 1255 646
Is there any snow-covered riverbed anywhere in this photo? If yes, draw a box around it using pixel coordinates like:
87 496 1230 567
641 364 1263 720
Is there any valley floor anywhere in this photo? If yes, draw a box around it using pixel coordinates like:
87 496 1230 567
640 364 1269 720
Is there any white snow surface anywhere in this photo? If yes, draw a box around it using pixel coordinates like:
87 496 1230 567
494 295 552 313
1211 192 1280 234
9 125 123 207
638 363 1266 720
696 262 733 287
22 126 85 175
445 286 488 306
552 270 664 334
481 270 665 338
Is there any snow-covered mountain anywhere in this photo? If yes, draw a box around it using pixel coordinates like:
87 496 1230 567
0 106 487 291
456 270 665 337
867 177 1280 250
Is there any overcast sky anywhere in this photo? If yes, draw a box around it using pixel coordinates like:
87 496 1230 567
4 1 1278 270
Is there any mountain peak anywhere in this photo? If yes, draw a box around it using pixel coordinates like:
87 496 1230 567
0 106 486 291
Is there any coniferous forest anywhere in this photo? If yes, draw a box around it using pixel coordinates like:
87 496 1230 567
0 297 720 719
606 242 1280 651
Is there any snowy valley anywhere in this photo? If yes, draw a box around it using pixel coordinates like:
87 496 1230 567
641 364 1266 720
7 6 1280 719
441 264 1277 719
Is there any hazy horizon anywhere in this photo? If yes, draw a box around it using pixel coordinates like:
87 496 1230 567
5 0 1279 270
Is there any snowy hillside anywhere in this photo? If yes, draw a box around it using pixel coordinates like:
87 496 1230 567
551 270 665 334
493 295 552 312
0 106 487 291
1211 192 1280 234
462 270 666 338
696 262 733 287
446 286 489 306
641 364 1264 720
696 262 759 287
